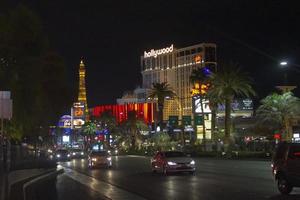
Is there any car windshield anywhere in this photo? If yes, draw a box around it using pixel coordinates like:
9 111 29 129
56 150 68 154
91 151 108 156
72 149 83 152
164 151 186 157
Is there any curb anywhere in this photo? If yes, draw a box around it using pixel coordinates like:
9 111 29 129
23 168 64 200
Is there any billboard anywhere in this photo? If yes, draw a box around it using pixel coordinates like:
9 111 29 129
72 102 85 129
218 99 253 111
194 98 211 114
58 115 72 128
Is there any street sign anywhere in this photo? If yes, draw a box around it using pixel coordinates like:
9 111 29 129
182 115 191 125
194 115 203 125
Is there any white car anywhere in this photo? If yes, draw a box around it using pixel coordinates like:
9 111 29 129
151 151 196 175
88 150 112 168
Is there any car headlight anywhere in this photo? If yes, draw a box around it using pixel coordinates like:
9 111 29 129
72 152 76 155
92 158 97 161
107 157 112 161
56 154 60 158
115 150 118 154
167 161 177 166
190 160 195 165
81 152 84 155
67 154 71 157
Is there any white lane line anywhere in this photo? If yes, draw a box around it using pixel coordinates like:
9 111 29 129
63 167 147 200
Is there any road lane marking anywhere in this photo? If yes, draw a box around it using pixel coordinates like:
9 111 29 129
62 167 147 200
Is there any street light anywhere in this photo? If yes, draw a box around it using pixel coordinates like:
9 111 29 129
279 61 288 85
280 61 288 66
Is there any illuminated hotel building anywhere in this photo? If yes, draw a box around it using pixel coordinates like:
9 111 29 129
141 43 217 122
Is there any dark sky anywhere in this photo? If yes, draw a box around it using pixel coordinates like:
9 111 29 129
12 0 300 107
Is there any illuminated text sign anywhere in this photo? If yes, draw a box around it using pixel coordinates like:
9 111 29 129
144 44 174 58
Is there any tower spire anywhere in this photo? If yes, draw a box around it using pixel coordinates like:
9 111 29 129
78 59 88 117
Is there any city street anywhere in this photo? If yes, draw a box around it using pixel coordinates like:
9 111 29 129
59 156 300 200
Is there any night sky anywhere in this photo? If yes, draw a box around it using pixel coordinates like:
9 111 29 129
10 0 300 107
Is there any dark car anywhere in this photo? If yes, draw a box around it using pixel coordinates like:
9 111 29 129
272 142 300 194
88 150 112 168
70 149 86 159
151 151 196 175
55 149 71 161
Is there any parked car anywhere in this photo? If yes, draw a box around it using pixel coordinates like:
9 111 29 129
70 149 86 159
54 149 71 161
271 142 300 194
88 150 112 168
151 151 196 175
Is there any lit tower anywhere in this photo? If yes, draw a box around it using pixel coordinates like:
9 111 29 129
78 59 88 116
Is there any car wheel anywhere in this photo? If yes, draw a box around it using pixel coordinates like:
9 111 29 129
189 171 195 175
277 175 293 195
151 163 157 173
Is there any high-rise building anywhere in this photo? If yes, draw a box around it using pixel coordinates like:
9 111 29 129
141 43 217 121
78 60 88 115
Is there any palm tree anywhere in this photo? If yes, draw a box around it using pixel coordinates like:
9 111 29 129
148 82 176 128
256 92 300 141
121 111 147 149
208 66 255 147
81 121 97 149
190 68 209 146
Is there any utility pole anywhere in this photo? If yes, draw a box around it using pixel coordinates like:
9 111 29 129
0 91 12 200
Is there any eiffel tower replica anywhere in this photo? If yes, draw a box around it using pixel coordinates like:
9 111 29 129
78 59 88 120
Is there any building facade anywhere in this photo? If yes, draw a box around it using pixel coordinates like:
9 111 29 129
141 43 217 121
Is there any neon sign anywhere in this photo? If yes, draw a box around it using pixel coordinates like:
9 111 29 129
144 44 174 58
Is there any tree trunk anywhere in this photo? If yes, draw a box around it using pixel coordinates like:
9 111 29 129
224 98 232 150
158 103 164 129
200 96 206 151
284 118 291 141
211 103 217 141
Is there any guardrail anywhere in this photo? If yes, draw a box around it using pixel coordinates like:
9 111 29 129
22 168 64 200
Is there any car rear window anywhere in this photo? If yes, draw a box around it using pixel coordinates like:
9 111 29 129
164 151 185 157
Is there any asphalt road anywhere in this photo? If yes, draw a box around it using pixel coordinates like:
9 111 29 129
60 156 300 200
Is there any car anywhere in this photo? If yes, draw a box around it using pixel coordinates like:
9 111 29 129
70 149 86 159
151 151 196 175
55 149 71 161
88 150 112 168
271 142 300 194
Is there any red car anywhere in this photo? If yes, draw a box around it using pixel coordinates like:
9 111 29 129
151 151 196 175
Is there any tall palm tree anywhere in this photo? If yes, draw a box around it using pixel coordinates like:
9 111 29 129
256 92 300 141
148 82 176 128
208 66 255 147
121 111 146 148
190 68 209 146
